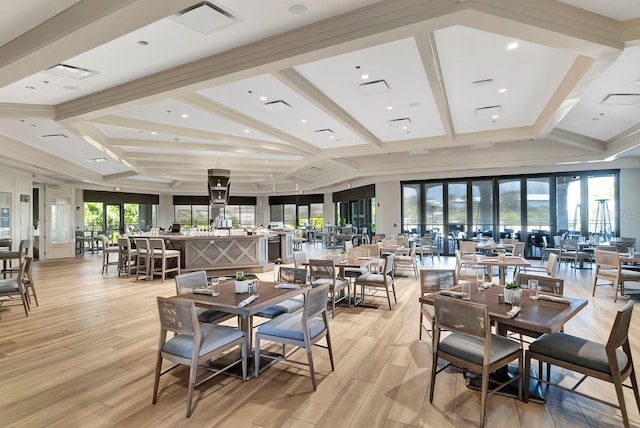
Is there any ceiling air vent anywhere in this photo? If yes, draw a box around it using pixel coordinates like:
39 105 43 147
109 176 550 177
314 128 334 134
41 133 69 139
310 166 322 171
475 105 501 116
601 94 640 105
472 78 494 86
388 118 412 128
172 2 236 35
262 100 291 112
359 79 389 95
43 64 99 80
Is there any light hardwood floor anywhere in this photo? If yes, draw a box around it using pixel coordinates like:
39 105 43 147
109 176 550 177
0 247 639 427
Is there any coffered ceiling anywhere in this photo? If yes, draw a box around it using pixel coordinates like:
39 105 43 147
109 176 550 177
2 0 640 195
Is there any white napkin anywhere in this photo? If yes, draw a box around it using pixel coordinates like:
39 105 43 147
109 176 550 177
238 294 257 308
506 306 520 318
275 283 300 289
537 294 571 304
192 288 212 295
480 282 494 289
441 290 465 298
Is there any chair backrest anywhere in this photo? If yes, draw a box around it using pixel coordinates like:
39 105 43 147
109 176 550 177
157 296 197 336
421 235 433 246
293 251 308 268
516 273 564 295
596 245 617 252
101 235 110 247
360 244 379 257
133 237 149 253
512 242 525 257
606 300 634 358
304 283 330 322
612 241 634 253
149 238 166 253
118 237 132 253
553 235 561 247
420 268 455 296
279 267 308 284
595 249 620 270
459 240 476 254
434 295 489 341
175 271 208 294
309 259 336 281
344 240 354 251
22 255 34 285
561 239 578 251
18 239 31 258
383 254 395 277
545 253 558 276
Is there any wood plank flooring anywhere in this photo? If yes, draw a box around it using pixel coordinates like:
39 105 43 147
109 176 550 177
0 247 639 427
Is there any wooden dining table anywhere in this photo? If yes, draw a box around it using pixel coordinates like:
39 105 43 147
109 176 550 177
420 283 588 401
173 278 310 379
475 255 531 285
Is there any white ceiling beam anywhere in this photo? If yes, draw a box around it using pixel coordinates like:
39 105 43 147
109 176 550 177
0 0 195 88
274 68 382 149
603 122 640 160
103 171 137 181
547 129 605 153
0 103 55 119
178 94 320 155
415 32 454 140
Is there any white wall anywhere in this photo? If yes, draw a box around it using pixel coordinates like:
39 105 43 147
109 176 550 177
0 170 34 245
74 188 83 230
323 191 334 226
374 180 401 236
620 167 640 240
157 194 173 229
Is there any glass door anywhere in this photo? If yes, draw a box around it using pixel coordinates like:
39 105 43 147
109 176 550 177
106 204 122 237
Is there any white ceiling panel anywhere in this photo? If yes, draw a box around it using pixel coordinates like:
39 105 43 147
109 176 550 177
95 124 215 144
559 0 640 21
294 37 445 142
435 25 577 134
198 74 370 149
558 46 640 141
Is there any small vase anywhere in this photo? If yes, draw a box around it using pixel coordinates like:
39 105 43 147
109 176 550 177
235 280 249 293
505 288 521 305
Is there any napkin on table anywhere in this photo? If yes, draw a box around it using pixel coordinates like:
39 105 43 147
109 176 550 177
537 294 571 304
275 283 300 289
480 282 494 289
192 288 212 295
441 290 465 298
238 294 257 308
506 306 520 318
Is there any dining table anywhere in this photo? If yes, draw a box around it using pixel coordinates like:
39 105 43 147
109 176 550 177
173 277 310 380
420 283 588 401
475 255 531 285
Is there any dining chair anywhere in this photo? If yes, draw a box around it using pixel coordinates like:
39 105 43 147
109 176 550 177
454 250 481 282
117 237 138 277
430 295 522 428
417 235 440 262
354 254 396 310
515 272 564 295
101 235 120 274
148 238 181 282
2 239 30 279
0 255 31 316
592 249 640 302
308 258 349 318
153 297 247 418
393 246 418 278
253 283 334 391
541 235 562 262
418 268 455 344
343 248 370 286
525 300 640 428
559 239 591 269
133 238 150 280
174 271 234 324
458 240 479 266
253 267 307 320
522 253 557 277
293 250 308 269
21 255 38 307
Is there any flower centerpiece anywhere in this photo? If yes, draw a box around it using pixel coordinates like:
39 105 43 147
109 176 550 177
235 272 250 293
504 280 522 306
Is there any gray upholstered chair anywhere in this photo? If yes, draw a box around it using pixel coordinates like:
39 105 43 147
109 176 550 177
148 238 180 282
253 283 334 390
153 296 246 418
2 239 30 279
0 256 31 316
354 254 396 310
253 267 307 320
174 271 233 324
429 295 522 428
525 300 640 428
592 249 640 302
419 268 455 343
515 272 564 295
393 246 418 278
559 239 590 269
101 235 120 274
308 258 349 318
522 253 557 277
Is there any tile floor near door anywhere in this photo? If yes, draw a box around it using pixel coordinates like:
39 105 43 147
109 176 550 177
0 245 638 427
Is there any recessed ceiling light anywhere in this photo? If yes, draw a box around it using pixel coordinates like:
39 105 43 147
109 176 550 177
244 129 250 133
401 126 407 130
138 40 148 46
387 106 393 110
259 96 267 101
288 4 309 15
25 86 35 90
301 119 307 123
409 102 421 107
181 114 189 118
498 88 507 94
492 115 499 119
507 42 519 50
151 131 158 135
361 74 369 80
329 135 335 139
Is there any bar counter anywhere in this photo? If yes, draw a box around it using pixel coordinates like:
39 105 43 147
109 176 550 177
160 234 271 274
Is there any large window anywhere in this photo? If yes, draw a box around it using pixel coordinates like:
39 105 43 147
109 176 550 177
499 179 521 238
526 177 550 232
556 176 581 235
175 204 256 228
310 203 324 228
473 180 493 236
588 175 616 241
403 184 420 234
0 192 11 239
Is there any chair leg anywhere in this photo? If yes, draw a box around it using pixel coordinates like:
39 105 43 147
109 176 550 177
186 361 197 418
326 330 335 371
385 286 392 310
254 335 261 378
480 365 490 428
419 312 423 340
240 340 247 381
630 366 640 414
152 353 162 404
391 282 397 303
429 344 438 403
612 371 631 428
28 285 39 307
306 345 316 391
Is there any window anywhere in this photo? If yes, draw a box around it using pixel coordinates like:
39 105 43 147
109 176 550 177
499 179 521 238
84 202 103 230
283 204 296 229
174 205 192 227
297 205 309 227
556 176 581 235
588 174 616 240
403 184 420 235
49 197 72 243
310 203 323 228
0 192 11 239
526 177 550 232
472 180 493 236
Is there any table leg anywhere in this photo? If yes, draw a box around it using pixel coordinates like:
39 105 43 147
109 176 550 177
498 266 506 285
